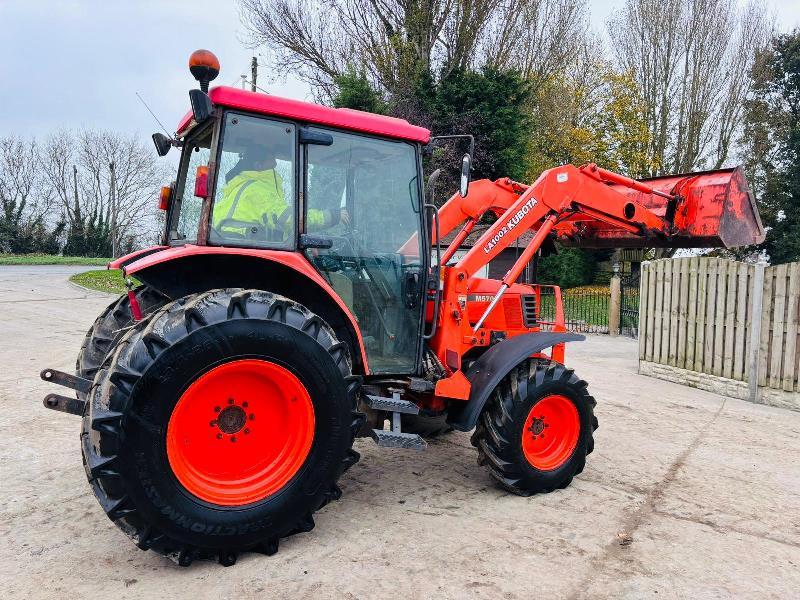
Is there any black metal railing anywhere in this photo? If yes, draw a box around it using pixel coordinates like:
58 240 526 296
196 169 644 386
538 286 610 334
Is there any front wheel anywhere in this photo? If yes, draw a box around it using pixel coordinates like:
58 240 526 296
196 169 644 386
81 289 363 566
471 360 597 495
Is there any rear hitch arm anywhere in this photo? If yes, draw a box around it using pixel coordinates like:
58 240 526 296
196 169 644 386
43 393 86 417
40 368 91 416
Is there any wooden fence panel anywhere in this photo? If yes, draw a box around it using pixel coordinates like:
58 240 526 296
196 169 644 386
653 260 664 363
723 261 737 379
744 265 752 381
669 259 681 366
646 261 657 361
639 263 649 360
712 260 727 377
769 263 788 389
677 259 690 369
638 257 799 401
704 259 718 374
783 263 799 392
758 268 774 388
686 257 699 370
695 259 708 373
661 260 675 365
733 263 749 381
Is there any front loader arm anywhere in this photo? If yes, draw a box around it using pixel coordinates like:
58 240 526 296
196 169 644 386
455 164 677 281
428 162 764 400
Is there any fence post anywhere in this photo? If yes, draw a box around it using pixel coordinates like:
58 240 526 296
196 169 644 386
609 264 621 337
748 263 766 403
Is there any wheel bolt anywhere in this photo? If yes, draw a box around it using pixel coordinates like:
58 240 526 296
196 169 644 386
231 436 237 443
244 428 250 435
242 402 248 408
209 420 217 427
214 406 220 413
228 398 234 405
216 433 223 439
249 413 255 421
545 423 549 428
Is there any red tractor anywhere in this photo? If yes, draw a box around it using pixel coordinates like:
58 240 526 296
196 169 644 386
42 50 764 566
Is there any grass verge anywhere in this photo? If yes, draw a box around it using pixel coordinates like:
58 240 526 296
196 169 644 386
0 254 110 266
70 269 135 295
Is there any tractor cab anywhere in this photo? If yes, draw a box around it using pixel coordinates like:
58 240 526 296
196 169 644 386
158 52 432 375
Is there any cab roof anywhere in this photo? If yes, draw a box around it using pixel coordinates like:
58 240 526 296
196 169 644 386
177 86 430 144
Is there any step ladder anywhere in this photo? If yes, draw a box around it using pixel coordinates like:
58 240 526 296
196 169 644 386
364 391 427 450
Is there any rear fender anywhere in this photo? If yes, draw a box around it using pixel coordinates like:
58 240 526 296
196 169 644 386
123 245 369 373
446 332 584 431
107 246 169 270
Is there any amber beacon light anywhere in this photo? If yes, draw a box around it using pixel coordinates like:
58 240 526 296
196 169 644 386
189 49 220 93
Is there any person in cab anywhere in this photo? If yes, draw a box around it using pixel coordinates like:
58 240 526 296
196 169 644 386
213 142 348 242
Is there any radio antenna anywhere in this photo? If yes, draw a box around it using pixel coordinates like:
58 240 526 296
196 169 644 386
136 92 171 137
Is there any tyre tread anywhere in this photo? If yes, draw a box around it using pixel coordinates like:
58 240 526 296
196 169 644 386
81 288 364 566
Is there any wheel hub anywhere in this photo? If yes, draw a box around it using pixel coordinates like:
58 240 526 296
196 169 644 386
529 416 546 436
216 404 247 434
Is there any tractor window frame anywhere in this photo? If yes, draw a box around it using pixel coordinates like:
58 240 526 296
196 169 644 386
205 110 301 251
168 120 216 246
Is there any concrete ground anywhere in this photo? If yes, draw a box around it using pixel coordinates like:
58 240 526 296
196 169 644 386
0 265 798 599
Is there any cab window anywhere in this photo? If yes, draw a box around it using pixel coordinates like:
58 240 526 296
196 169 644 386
209 113 296 248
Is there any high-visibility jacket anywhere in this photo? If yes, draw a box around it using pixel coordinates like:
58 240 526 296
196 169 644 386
214 169 327 240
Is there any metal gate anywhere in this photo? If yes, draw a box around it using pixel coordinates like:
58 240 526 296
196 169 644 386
620 273 640 338
539 286 610 334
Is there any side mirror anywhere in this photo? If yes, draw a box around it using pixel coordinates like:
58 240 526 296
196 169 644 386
152 133 172 157
189 89 214 123
459 153 471 197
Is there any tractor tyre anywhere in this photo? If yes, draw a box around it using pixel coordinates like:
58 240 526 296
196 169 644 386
81 289 363 566
401 412 453 438
76 285 168 386
471 360 597 496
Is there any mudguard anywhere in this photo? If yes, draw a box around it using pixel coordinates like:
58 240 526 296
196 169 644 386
118 244 370 373
446 331 585 432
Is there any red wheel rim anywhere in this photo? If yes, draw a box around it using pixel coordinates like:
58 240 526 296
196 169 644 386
166 359 315 506
521 394 580 471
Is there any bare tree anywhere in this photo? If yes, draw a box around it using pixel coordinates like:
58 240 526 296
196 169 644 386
76 130 167 256
608 0 770 174
0 135 54 252
480 0 588 82
40 130 80 226
239 0 587 99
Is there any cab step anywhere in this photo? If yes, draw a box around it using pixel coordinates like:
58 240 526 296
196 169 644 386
364 394 420 414
370 429 427 450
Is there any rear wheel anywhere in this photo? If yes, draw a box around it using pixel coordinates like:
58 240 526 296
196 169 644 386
471 360 597 495
81 289 363 566
76 285 168 384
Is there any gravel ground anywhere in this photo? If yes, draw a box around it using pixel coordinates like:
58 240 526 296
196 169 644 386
1 265 798 599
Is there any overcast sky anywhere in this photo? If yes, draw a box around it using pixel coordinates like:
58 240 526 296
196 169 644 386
1 0 797 146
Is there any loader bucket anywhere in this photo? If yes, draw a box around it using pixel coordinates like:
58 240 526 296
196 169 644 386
564 166 765 249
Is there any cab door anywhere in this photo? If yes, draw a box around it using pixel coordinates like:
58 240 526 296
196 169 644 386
303 128 425 375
